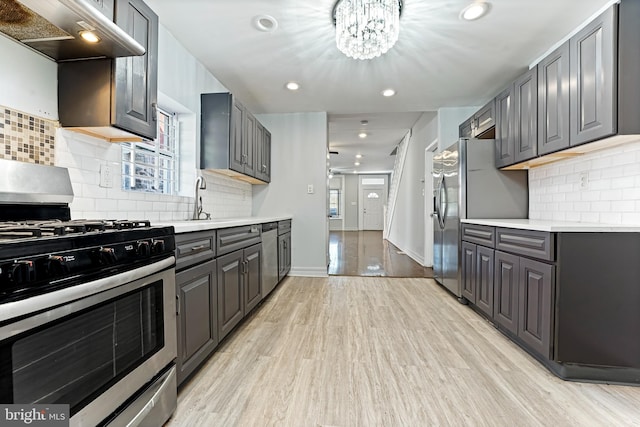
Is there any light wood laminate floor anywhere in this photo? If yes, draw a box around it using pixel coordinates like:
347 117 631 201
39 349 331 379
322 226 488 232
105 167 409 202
328 231 433 277
167 277 640 427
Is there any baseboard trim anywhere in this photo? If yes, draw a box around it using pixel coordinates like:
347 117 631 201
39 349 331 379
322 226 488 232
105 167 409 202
386 238 426 266
289 267 328 277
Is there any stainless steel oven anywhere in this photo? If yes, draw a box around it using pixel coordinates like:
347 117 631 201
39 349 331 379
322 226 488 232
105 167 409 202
0 159 178 426
0 257 177 427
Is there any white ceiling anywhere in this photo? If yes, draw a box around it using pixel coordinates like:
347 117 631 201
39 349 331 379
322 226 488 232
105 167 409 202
146 0 613 173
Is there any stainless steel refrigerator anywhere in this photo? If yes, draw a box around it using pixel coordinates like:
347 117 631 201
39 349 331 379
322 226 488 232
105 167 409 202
433 138 528 298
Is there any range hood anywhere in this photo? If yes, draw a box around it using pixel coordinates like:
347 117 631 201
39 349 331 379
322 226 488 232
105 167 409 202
0 0 145 61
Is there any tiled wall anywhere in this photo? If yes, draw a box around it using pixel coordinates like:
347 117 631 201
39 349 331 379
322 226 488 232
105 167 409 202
0 106 56 165
55 129 252 222
529 139 640 224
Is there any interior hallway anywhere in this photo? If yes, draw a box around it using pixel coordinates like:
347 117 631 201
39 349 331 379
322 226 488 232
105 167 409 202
328 230 433 277
167 276 640 426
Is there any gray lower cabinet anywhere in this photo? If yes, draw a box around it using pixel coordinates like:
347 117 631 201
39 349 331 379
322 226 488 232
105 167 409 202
175 259 218 386
278 232 291 280
217 243 262 341
462 225 554 359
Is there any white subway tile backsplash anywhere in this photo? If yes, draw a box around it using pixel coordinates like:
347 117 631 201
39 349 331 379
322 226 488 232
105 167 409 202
529 140 640 225
54 130 253 222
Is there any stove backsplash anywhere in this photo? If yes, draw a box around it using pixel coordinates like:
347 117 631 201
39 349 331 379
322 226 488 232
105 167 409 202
0 105 56 165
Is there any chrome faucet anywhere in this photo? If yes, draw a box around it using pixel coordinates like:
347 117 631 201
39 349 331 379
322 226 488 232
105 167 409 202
193 176 211 220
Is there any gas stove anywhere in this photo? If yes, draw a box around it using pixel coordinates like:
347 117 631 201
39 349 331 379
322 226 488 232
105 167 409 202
0 159 175 304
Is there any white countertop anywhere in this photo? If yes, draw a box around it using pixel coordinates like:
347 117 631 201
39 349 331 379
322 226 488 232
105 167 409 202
157 215 292 233
461 218 640 232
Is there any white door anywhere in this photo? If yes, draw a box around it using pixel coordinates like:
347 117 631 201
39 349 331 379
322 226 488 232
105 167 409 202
362 188 384 230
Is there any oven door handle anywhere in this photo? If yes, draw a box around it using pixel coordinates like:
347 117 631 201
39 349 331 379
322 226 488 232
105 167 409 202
1 256 176 326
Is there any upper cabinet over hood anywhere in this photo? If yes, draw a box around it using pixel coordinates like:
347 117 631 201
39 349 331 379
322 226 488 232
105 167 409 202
0 0 145 61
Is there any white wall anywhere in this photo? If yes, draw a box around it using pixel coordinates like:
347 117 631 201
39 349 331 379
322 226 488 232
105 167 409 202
253 112 329 277
437 106 478 151
387 112 438 265
0 36 57 120
344 174 359 231
529 139 640 224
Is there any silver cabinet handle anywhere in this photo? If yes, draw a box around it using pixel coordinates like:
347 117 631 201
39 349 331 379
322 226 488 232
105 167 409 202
190 244 206 252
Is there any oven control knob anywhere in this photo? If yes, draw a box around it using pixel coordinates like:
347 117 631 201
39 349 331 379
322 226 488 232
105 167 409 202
152 239 166 254
98 247 118 265
8 261 35 284
47 256 69 276
136 240 151 257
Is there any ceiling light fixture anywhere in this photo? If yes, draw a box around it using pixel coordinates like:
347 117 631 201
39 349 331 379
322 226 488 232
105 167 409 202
332 0 403 60
358 132 367 138
382 88 396 97
460 2 491 21
79 31 100 43
354 162 361 166
286 81 300 91
253 15 279 32
356 154 362 158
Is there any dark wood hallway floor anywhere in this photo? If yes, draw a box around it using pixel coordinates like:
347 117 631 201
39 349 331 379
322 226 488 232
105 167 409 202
328 231 433 278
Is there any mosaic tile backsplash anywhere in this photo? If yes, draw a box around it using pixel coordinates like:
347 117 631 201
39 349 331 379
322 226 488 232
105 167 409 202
0 106 56 165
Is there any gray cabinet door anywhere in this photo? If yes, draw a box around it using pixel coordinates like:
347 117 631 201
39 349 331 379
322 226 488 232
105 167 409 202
459 118 473 139
217 250 244 341
514 68 538 162
493 251 519 335
538 42 570 155
278 232 291 280
114 0 158 140
244 244 262 313
176 259 218 385
518 257 554 358
474 99 495 137
243 112 257 177
475 246 494 317
569 6 616 146
495 86 515 168
230 99 245 173
461 242 476 303
262 129 272 182
255 122 265 181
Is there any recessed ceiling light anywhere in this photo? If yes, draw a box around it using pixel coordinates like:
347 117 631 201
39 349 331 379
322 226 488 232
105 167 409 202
353 171 357 174
286 81 300 91
381 88 396 97
253 15 278 32
358 132 367 138
80 31 100 43
354 162 360 166
460 2 491 21
355 154 362 159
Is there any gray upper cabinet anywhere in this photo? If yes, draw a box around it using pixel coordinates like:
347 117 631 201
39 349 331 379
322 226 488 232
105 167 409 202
114 0 159 140
569 5 616 147
495 86 515 168
201 93 271 184
538 42 570 155
459 99 495 139
514 67 538 163
57 0 158 141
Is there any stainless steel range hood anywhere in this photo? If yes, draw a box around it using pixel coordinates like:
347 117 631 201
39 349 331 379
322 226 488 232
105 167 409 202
0 0 145 61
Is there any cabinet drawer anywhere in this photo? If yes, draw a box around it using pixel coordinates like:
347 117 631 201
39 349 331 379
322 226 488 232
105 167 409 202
217 225 261 256
278 220 291 235
496 228 554 261
175 231 216 271
462 224 495 247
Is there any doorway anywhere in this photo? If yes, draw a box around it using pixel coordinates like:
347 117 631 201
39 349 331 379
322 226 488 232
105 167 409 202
362 187 384 230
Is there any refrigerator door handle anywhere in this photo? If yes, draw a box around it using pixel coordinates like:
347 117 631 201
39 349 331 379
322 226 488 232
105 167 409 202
439 176 447 229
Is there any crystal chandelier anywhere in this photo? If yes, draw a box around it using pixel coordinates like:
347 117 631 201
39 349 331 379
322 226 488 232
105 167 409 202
333 0 403 60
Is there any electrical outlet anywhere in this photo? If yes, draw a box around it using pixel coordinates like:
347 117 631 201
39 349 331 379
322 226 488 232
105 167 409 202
100 164 113 188
307 184 314 194
579 171 588 189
